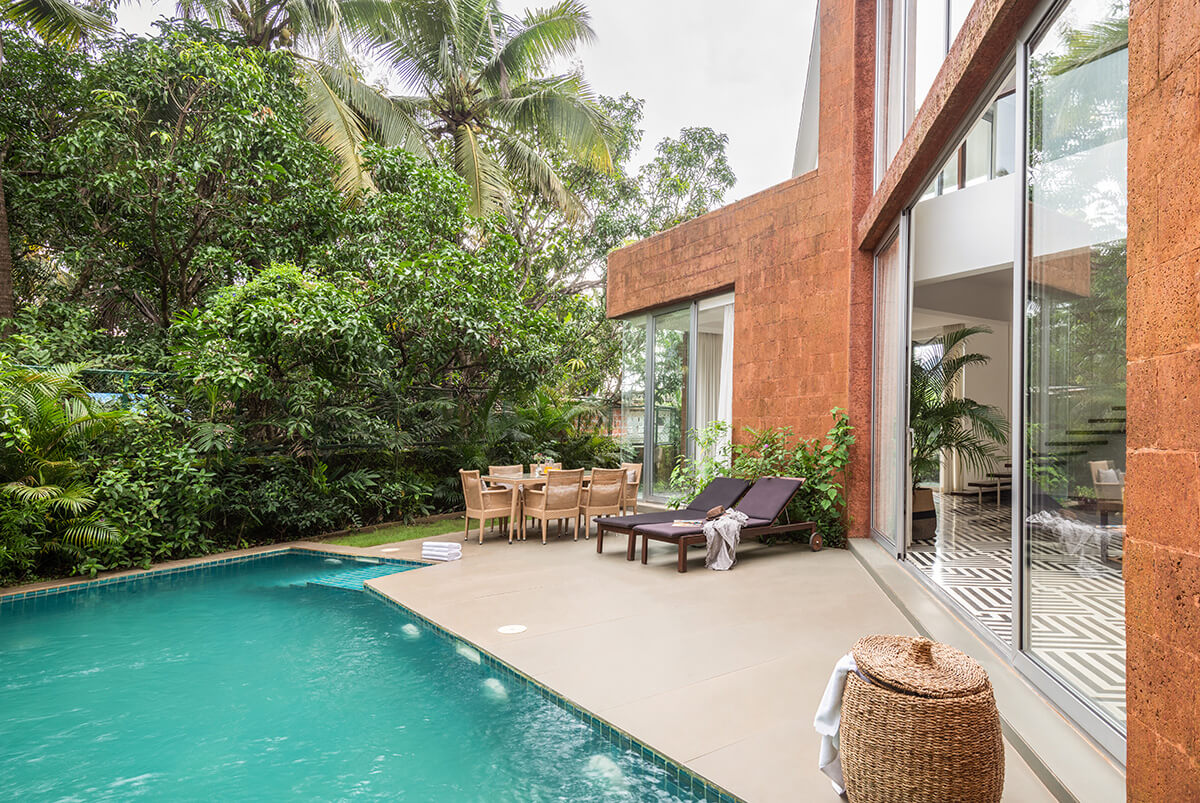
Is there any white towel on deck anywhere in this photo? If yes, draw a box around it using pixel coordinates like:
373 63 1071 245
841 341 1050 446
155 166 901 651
703 509 749 570
422 542 462 560
813 652 858 796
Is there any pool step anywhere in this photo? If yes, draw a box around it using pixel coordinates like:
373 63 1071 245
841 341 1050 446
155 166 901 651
301 563 412 591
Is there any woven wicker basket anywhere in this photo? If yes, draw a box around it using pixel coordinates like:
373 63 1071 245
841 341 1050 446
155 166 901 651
840 635 1004 803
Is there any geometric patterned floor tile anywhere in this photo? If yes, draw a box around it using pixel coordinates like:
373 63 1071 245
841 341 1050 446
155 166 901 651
905 493 1126 727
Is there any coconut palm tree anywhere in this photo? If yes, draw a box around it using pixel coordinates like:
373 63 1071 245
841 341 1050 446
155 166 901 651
378 0 613 216
173 0 429 194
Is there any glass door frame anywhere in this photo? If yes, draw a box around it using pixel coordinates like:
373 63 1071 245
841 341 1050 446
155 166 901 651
1008 0 1128 761
870 219 913 558
629 299 711 504
869 0 1128 760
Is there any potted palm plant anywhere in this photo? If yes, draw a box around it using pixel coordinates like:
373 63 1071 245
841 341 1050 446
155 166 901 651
909 326 1009 541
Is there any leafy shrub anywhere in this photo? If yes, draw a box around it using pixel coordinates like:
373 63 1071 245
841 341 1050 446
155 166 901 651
88 406 221 573
669 410 855 548
0 360 126 582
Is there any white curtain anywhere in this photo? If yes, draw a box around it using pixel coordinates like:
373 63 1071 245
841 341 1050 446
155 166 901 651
696 333 722 452
718 304 734 456
694 303 736 462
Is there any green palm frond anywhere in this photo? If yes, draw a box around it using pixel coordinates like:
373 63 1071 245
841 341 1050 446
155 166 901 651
43 481 95 514
488 74 612 170
2 481 63 502
910 326 1009 485
4 0 112 47
61 517 120 546
452 122 507 215
177 0 229 27
298 58 376 195
482 0 595 87
315 64 431 154
492 130 575 217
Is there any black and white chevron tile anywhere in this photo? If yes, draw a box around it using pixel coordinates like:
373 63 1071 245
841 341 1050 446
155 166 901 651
905 494 1125 726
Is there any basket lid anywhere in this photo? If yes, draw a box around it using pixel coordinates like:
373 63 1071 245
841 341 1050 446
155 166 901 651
851 635 990 699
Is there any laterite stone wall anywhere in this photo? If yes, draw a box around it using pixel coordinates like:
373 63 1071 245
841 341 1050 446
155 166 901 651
606 0 877 536
1124 0 1200 795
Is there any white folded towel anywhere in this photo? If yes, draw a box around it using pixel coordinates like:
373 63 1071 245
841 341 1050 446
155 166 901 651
814 652 858 795
422 542 462 561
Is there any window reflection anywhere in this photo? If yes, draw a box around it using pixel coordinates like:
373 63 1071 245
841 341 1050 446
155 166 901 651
1025 0 1128 730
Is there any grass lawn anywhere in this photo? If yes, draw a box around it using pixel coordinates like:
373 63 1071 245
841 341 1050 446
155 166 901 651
326 517 466 547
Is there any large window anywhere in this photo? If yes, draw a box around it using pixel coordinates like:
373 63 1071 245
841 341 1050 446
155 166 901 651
869 0 1130 752
1024 0 1128 732
619 294 735 501
876 0 972 182
871 235 908 547
651 309 690 497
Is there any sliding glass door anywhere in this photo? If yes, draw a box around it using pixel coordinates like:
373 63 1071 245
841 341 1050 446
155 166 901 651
1023 0 1128 733
620 294 736 502
651 309 691 497
871 231 909 553
869 0 1129 753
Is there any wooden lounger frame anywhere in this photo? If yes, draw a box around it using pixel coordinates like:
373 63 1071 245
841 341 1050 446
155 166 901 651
639 515 821 573
595 518 659 561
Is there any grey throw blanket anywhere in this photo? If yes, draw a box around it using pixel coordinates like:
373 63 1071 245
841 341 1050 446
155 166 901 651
704 509 749 570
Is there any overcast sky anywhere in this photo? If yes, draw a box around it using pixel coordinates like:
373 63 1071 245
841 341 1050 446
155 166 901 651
116 0 818 203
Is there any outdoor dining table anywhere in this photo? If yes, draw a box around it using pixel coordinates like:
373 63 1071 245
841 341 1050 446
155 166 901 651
481 470 594 542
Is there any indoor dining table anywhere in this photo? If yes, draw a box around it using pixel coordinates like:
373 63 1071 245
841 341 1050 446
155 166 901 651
481 470 593 542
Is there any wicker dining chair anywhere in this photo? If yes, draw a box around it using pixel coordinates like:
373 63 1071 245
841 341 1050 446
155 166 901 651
523 468 584 544
578 467 626 540
460 469 513 545
487 464 523 488
619 463 643 515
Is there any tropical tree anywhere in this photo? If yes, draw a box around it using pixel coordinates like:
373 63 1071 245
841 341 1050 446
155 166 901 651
0 0 110 322
8 25 346 333
378 0 614 216
639 126 735 231
909 326 1009 484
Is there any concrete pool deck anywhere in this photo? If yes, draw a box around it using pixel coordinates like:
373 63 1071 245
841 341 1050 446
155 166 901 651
332 528 1058 802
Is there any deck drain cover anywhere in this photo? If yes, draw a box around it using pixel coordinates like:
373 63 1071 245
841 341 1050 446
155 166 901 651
380 548 402 553
498 625 527 634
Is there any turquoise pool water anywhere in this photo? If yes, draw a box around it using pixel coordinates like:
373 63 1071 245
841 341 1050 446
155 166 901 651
0 553 710 801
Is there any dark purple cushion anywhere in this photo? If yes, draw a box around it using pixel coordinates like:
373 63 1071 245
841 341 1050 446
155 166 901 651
594 511 678 530
635 521 703 538
685 477 752 513
734 477 804 521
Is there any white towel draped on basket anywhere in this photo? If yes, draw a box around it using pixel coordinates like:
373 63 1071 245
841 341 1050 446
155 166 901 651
813 652 858 795
703 509 749 570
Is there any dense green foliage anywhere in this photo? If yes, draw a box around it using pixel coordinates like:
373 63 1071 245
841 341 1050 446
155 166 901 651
0 360 124 579
0 14 737 584
669 411 855 548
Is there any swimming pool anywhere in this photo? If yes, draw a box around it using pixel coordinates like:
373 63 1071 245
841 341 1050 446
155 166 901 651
0 552 725 801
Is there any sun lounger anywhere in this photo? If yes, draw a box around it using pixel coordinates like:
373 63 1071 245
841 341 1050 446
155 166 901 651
594 477 752 561
632 477 817 572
